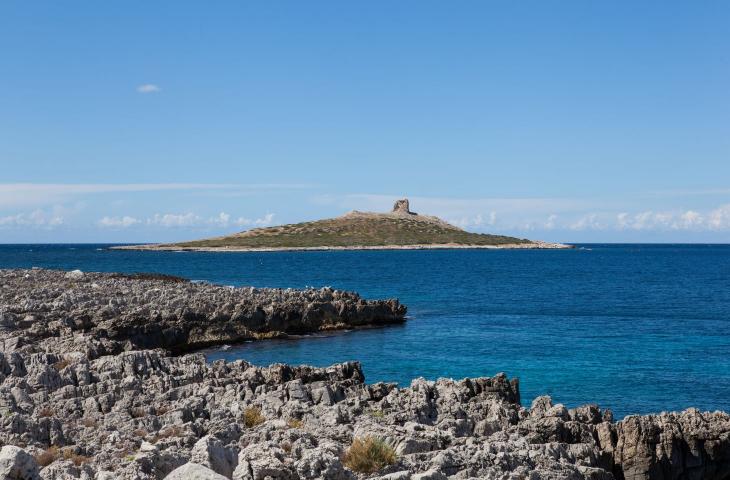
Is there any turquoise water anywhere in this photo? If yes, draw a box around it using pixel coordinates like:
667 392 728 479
1 244 729 418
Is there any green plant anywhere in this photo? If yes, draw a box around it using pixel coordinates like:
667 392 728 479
343 436 396 474
370 409 385 419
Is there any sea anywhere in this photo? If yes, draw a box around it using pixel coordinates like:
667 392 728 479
1 243 728 419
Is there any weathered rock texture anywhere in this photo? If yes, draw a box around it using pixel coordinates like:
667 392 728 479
0 269 728 480
0 268 405 358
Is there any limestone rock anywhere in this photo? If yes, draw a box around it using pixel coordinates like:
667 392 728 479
0 446 41 480
165 462 229 479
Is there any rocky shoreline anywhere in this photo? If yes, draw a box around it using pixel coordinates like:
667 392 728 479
0 269 728 480
111 241 572 252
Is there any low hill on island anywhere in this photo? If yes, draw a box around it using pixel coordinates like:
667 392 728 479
117 199 568 251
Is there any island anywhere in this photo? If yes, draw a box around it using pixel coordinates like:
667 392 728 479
0 268 727 480
113 199 570 252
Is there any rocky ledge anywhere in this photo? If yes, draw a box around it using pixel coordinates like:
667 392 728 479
0 269 406 358
0 269 728 480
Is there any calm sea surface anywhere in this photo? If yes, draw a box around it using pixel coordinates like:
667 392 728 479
1 244 728 418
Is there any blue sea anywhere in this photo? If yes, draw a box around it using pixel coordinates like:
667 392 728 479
1 244 728 418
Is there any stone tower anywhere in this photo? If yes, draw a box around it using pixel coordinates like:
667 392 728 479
392 198 415 215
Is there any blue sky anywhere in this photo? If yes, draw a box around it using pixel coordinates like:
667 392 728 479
1 1 729 243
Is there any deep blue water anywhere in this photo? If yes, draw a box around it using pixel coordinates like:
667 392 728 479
1 244 729 418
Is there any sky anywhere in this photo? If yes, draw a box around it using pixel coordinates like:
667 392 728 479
1 1 729 243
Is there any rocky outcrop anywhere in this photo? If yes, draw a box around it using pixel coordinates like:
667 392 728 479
0 268 406 358
0 269 728 480
0 348 727 480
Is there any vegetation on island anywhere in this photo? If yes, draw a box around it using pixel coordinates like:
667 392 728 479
171 201 530 250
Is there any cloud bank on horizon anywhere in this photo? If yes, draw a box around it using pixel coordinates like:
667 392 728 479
0 184 729 244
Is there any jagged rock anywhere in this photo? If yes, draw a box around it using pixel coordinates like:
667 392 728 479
0 268 728 480
0 446 41 480
0 268 406 357
63 270 84 280
190 435 238 478
165 462 229 479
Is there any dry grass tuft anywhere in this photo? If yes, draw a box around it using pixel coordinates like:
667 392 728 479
34 446 59 467
243 407 265 428
343 436 396 474
36 406 54 418
151 425 185 443
287 418 304 429
129 407 146 418
61 448 90 466
53 358 70 371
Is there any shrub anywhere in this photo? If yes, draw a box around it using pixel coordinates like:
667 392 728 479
343 436 396 474
129 407 146 418
36 406 54 418
370 409 385 419
34 446 59 467
243 407 265 428
53 359 70 371
287 418 303 429
61 448 90 466
151 425 185 443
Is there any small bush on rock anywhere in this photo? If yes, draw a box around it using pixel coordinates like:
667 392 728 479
343 436 396 474
62 448 90 466
287 418 303 429
35 446 59 467
151 425 185 443
53 358 70 371
37 406 54 418
243 407 265 428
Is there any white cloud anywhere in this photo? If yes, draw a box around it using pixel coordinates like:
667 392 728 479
449 212 497 229
233 213 275 228
209 212 231 227
147 213 202 227
137 84 160 94
0 209 64 228
127 212 277 229
255 213 275 226
98 216 140 228
707 205 730 230
544 214 558 229
613 207 730 231
569 214 605 231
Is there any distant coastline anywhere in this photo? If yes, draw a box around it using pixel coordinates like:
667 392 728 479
111 240 572 252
